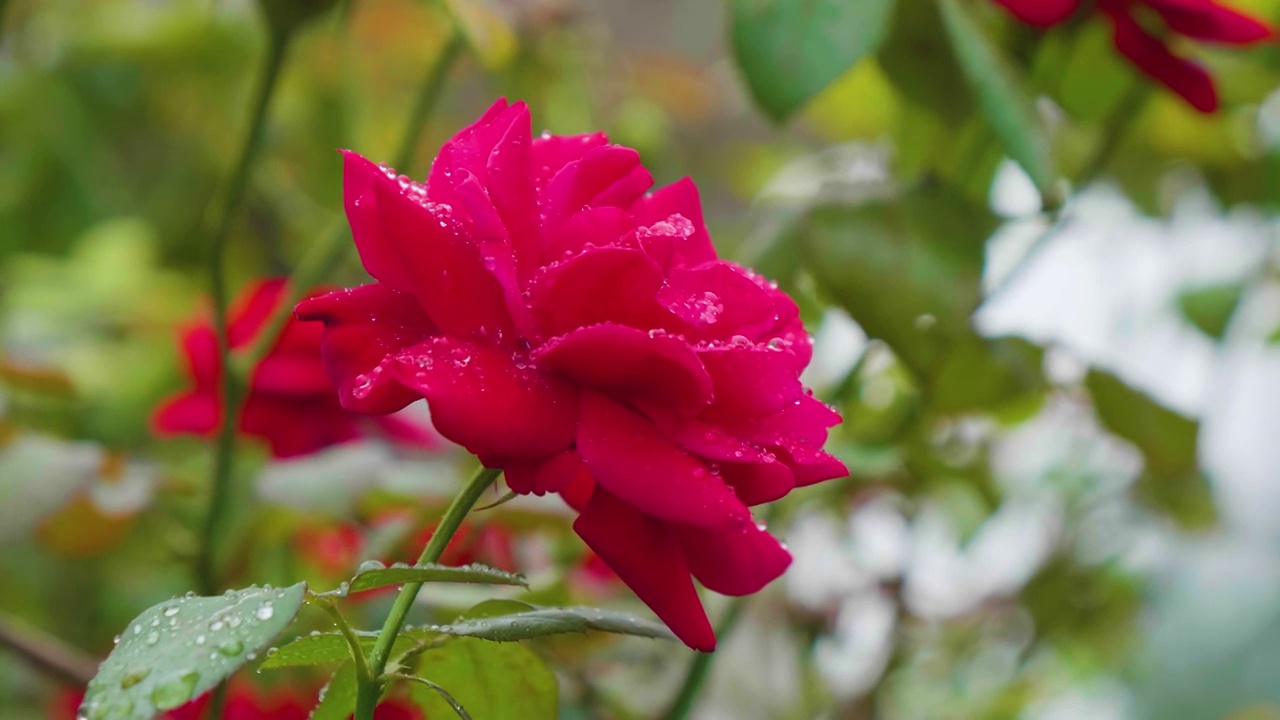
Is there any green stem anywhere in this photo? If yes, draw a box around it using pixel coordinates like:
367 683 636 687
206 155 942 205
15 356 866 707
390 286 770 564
198 27 293 597
355 465 502 720
661 600 749 720
321 601 373 685
236 24 466 377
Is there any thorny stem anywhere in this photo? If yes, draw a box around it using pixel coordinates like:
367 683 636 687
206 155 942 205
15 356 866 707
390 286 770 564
236 24 466 378
354 466 502 720
198 26 293 597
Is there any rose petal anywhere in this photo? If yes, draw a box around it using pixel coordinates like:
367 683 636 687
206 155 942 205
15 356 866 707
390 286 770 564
528 246 676 337
370 410 439 449
505 449 587 496
576 393 749 528
658 261 778 340
726 394 842 447
227 278 286 347
368 163 517 339
992 0 1079 27
534 324 713 415
559 467 596 512
1147 0 1275 45
390 337 578 459
698 340 804 419
673 521 791 597
295 284 435 414
541 145 653 231
646 412 796 506
542 207 636 261
531 131 608 191
153 391 218 436
773 439 849 486
251 353 336 396
242 397 360 458
631 178 716 268
573 486 716 651
1108 7 1217 112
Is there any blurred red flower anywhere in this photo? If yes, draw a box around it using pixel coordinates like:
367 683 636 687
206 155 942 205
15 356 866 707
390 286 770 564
296 99 847 650
154 279 435 458
55 682 420 720
994 0 1274 112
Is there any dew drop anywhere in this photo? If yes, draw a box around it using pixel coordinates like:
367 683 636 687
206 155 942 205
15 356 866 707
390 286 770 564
216 639 244 657
195 635 206 646
150 672 199 711
120 668 150 689
145 631 160 646
356 559 387 574
255 603 275 621
163 606 180 618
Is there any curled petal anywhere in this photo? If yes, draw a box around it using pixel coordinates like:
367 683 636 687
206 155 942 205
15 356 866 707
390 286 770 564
773 439 849 486
559 466 596 512
390 337 578 460
576 393 749 528
534 324 713 415
674 521 791 596
228 278 286 347
1108 8 1217 112
542 145 653 231
295 284 435 414
573 487 715 651
531 131 608 191
647 412 795 505
631 178 716 268
180 324 219 387
727 394 842 447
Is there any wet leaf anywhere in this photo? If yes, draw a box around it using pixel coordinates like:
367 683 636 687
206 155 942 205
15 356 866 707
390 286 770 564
427 599 676 643
730 0 896 122
310 662 357 720
262 631 420 670
409 638 557 718
79 583 306 720
347 561 527 594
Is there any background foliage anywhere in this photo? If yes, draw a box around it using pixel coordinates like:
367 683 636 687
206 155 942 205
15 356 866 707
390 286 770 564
2 0 1280 718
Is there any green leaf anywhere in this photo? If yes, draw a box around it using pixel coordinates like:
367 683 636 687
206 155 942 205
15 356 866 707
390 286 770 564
800 183 996 375
1085 370 1199 476
730 0 896 122
430 600 676 643
929 336 1045 413
1177 282 1244 340
937 0 1057 199
347 561 528 594
79 583 306 720
262 632 421 670
878 0 973 122
310 662 357 720
261 633 352 669
409 639 557 718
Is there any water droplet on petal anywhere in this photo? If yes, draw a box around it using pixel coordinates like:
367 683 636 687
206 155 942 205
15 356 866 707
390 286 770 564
163 606 180 618
217 639 244 657
255 603 275 621
145 631 160 646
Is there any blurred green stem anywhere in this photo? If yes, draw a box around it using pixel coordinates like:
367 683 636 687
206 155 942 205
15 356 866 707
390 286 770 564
661 599 749 720
237 24 466 375
0 613 97 686
198 26 294 597
355 465 502 720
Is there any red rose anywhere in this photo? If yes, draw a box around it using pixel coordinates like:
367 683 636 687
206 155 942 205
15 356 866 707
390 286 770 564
296 99 847 650
153 279 436 458
58 683 420 720
995 0 1274 112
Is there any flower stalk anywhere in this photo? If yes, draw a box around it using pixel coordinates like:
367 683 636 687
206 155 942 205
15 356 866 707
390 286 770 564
355 465 503 720
198 25 294 597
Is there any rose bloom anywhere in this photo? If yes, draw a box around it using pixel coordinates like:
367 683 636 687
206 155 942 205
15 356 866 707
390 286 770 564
297 99 847 650
154 278 434 458
994 0 1274 112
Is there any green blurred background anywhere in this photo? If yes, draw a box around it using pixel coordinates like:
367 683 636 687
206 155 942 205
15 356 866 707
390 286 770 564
3 0 1280 718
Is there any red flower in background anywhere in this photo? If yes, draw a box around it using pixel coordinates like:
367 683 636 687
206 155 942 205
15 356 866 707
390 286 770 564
55 683 420 720
154 279 435 458
296 99 847 650
995 0 1274 112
